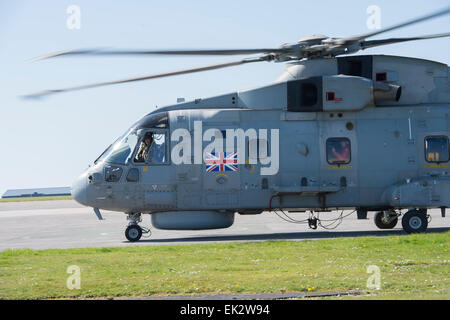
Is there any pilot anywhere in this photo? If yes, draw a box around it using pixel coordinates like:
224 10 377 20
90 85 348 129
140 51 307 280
135 134 153 162
332 140 350 162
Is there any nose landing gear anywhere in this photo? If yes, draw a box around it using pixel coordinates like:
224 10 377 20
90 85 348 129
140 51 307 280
125 213 151 242
374 209 429 233
125 224 142 242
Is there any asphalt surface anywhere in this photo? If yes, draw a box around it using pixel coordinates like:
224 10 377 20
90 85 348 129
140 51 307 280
0 200 449 251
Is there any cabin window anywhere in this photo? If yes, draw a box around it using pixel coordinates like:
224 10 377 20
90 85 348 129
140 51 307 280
134 131 168 164
425 136 449 163
327 138 351 164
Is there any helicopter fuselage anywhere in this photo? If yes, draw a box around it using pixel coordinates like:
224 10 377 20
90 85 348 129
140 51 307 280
71 54 450 230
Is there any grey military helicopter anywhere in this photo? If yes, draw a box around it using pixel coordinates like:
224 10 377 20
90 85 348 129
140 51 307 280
28 7 450 241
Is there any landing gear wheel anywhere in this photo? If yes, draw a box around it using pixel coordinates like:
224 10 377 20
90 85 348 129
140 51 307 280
374 211 398 229
401 209 428 234
125 225 142 242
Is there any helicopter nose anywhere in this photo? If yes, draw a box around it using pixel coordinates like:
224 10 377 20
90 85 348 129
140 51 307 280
71 173 88 206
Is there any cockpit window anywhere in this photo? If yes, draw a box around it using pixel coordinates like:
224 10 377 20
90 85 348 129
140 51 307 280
94 112 169 164
134 132 167 164
135 112 169 129
97 130 139 165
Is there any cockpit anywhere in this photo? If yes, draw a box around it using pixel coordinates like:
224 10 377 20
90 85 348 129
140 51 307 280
94 112 169 166
71 112 170 208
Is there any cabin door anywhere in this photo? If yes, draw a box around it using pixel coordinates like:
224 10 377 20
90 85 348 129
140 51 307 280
318 119 359 205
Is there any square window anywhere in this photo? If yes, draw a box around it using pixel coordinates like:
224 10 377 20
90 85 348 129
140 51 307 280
425 136 449 163
327 138 351 164
326 92 335 101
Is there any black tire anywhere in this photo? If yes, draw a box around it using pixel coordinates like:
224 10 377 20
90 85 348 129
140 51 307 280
401 210 428 234
374 211 398 229
125 225 142 242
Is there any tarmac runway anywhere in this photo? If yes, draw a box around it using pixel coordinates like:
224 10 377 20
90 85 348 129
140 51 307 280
0 200 449 251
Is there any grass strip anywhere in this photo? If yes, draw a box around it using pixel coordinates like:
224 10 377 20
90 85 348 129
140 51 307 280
0 232 448 299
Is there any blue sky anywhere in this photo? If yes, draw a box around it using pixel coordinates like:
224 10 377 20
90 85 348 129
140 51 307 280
0 0 449 195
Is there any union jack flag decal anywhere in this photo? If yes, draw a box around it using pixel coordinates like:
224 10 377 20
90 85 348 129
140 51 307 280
204 152 238 172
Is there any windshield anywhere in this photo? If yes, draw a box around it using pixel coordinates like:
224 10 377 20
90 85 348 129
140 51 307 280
96 129 139 165
94 112 169 164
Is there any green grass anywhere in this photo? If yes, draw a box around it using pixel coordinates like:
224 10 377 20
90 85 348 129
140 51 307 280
0 196 72 202
0 232 448 299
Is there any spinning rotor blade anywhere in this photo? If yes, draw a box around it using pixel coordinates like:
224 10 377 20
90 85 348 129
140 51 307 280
342 6 450 43
317 7 450 57
361 32 450 49
30 48 283 62
24 56 272 98
29 7 450 64
25 6 450 97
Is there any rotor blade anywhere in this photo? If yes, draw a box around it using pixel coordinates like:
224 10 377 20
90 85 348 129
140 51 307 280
23 56 271 98
30 48 283 62
361 32 450 49
342 6 450 43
